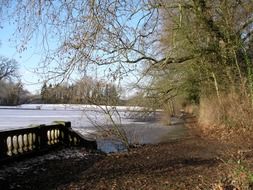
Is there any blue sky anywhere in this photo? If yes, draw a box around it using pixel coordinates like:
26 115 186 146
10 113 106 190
0 22 140 96
0 21 43 94
0 2 151 97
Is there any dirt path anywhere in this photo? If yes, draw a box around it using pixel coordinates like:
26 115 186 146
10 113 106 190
60 134 229 190
1 125 253 190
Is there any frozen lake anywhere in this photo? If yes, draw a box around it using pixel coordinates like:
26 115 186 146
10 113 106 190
0 105 142 131
0 104 188 150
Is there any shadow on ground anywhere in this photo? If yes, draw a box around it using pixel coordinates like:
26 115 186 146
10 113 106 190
0 148 105 190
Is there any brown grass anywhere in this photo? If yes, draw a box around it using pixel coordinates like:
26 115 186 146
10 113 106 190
197 92 253 141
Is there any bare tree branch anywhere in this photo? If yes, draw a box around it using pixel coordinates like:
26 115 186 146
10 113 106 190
0 57 18 81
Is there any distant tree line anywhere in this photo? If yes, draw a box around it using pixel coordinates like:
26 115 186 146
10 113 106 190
0 80 31 105
0 53 121 106
40 77 120 105
0 56 121 106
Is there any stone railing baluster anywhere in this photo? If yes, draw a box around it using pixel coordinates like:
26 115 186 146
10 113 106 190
23 134 28 151
18 135 23 153
12 136 18 154
7 136 12 156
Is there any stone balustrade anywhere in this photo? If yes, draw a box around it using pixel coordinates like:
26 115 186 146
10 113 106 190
0 122 97 163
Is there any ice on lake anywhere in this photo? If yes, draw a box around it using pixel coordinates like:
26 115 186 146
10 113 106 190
0 104 187 152
0 104 153 132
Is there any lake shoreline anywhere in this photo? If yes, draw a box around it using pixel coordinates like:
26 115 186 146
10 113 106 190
2 122 252 189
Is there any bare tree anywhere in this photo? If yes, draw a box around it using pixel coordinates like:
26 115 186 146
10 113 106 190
0 1 251 80
0 56 18 81
1 0 253 105
0 0 164 82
